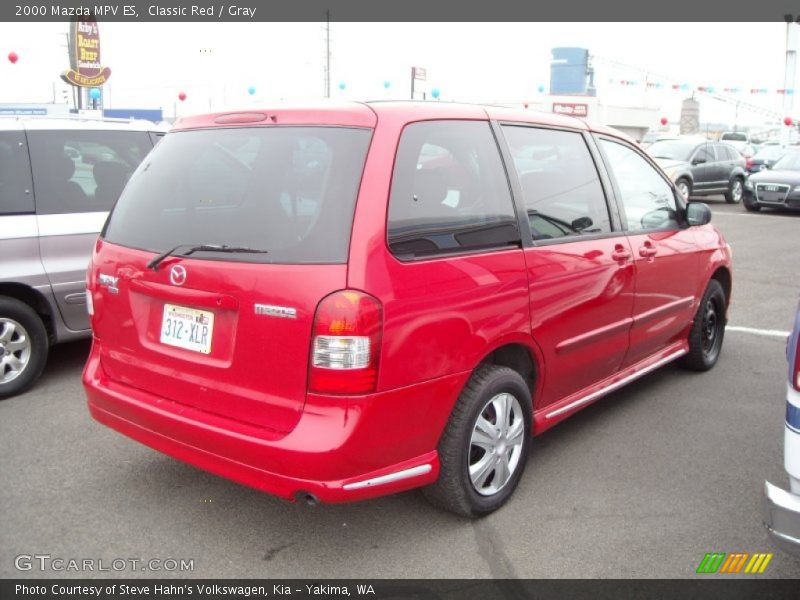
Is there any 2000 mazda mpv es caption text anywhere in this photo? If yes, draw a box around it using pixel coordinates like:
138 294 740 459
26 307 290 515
83 102 732 517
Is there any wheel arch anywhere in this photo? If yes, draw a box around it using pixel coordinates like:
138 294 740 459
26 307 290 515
475 338 545 411
0 283 55 344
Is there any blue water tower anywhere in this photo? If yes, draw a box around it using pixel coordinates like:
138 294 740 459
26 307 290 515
550 47 596 96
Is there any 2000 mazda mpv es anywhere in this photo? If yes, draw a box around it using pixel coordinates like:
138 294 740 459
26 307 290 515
83 102 732 516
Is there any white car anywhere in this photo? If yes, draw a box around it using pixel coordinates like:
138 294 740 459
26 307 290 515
763 301 800 552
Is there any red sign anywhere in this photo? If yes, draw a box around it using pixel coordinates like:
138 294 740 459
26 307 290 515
60 18 111 88
552 102 588 117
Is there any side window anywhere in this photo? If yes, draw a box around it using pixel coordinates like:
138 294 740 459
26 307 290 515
693 144 714 163
27 130 152 214
600 139 680 232
0 131 34 214
387 121 520 258
502 125 611 240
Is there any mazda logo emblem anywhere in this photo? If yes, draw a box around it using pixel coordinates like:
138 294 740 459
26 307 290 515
169 265 187 286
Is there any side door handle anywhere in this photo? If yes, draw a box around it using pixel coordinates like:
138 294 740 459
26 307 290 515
611 244 631 264
639 242 657 259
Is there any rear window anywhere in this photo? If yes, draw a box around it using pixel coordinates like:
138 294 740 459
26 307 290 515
103 126 372 265
721 132 747 142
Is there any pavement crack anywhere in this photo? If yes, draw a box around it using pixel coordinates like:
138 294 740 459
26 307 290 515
472 519 517 578
263 542 292 562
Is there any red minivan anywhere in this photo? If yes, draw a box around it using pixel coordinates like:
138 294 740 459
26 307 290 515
83 102 732 516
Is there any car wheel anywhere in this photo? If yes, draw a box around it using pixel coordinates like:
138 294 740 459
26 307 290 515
725 177 744 204
422 364 531 517
0 297 49 400
679 279 726 372
676 178 691 201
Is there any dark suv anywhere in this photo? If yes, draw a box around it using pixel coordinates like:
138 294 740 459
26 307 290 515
647 139 747 203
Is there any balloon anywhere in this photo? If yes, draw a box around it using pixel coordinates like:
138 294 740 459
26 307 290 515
178 91 187 101
785 116 793 127
247 86 256 95
338 81 346 90
660 117 668 126
383 81 390 89
537 84 545 93
431 88 440 99
89 88 101 100
8 51 18 64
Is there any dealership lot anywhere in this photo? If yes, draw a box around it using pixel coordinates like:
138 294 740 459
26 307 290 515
1 199 799 579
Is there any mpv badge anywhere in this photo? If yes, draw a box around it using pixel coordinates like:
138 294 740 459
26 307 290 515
255 304 297 319
170 265 187 286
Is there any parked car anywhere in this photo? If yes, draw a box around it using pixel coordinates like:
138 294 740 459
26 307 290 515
639 131 678 148
720 130 752 152
83 102 732 517
747 146 788 174
0 117 165 399
763 301 800 554
648 138 747 202
743 150 800 212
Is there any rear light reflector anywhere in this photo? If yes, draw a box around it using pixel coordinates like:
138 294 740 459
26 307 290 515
309 290 382 395
793 335 800 392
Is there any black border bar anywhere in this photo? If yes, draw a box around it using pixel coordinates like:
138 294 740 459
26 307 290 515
3 0 800 22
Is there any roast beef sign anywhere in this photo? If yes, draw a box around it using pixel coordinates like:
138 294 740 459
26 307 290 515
60 19 111 87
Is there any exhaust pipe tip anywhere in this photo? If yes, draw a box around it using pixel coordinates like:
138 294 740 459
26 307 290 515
295 491 320 507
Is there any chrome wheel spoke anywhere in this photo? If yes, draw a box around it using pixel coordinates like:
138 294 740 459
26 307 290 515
470 427 496 451
5 354 23 372
492 394 509 436
6 339 27 353
470 453 497 489
0 322 14 343
507 419 524 448
475 415 499 443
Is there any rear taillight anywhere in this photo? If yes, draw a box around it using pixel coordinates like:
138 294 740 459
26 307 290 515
308 290 382 395
745 157 753 170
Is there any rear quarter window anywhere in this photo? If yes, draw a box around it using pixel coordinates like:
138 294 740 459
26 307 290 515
387 120 520 259
27 130 153 215
0 131 34 214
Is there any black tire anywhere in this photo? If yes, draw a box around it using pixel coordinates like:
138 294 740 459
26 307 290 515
744 200 761 212
724 177 744 204
422 364 532 517
0 296 49 400
675 178 692 201
679 279 726 372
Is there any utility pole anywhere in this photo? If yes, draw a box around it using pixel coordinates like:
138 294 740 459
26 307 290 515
324 10 331 98
784 22 798 144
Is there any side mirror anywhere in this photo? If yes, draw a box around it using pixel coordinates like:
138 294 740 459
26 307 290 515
691 156 707 165
686 202 712 226
571 216 594 232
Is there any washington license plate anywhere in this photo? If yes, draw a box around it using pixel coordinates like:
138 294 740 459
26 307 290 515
160 304 214 354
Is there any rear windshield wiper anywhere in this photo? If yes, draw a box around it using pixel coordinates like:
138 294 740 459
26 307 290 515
147 244 269 271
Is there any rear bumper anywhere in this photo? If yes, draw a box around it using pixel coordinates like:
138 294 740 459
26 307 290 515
83 342 469 503
763 481 800 554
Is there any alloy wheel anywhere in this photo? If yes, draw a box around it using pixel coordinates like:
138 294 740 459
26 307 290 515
0 318 32 384
468 392 525 496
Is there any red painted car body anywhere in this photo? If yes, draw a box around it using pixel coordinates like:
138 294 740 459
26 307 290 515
83 102 732 504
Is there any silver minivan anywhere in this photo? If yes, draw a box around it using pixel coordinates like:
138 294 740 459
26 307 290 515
0 116 164 398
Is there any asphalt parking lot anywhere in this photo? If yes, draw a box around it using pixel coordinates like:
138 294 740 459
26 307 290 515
1 198 799 579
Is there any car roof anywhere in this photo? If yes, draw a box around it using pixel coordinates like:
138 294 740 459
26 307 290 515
171 100 634 143
0 116 167 132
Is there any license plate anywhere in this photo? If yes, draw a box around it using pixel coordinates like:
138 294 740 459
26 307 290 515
160 304 214 354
